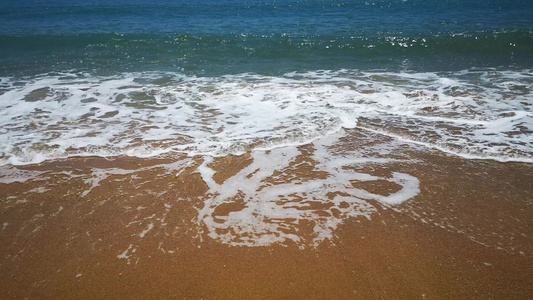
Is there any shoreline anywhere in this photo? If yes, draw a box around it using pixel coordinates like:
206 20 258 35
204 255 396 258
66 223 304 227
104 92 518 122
1 129 532 299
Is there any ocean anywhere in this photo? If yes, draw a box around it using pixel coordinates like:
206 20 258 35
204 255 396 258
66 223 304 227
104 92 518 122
1 0 532 165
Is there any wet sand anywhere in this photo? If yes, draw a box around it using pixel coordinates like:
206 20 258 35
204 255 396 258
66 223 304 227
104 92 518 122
1 129 532 299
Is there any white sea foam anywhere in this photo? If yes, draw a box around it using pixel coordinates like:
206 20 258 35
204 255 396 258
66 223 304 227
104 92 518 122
0 168 46 184
196 131 420 247
0 69 531 165
138 223 154 238
80 159 191 197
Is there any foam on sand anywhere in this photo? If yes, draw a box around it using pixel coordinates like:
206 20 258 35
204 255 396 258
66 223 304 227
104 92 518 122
196 131 420 247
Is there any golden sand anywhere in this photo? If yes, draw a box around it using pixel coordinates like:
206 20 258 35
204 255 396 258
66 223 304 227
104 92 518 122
0 130 532 299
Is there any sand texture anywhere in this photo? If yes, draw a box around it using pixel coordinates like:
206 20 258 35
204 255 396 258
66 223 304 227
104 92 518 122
1 129 532 299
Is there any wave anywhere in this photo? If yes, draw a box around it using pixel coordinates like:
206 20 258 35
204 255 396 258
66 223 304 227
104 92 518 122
0 69 532 165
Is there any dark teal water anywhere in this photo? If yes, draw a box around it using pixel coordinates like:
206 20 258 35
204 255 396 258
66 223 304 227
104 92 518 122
1 0 532 76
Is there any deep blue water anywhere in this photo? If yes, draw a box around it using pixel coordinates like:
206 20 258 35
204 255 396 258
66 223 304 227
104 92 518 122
1 0 532 76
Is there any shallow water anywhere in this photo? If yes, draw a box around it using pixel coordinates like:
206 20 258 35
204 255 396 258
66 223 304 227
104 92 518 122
1 70 531 165
1 0 532 165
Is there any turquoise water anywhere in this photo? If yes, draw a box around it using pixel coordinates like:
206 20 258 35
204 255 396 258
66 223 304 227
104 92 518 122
0 0 532 165
1 0 532 75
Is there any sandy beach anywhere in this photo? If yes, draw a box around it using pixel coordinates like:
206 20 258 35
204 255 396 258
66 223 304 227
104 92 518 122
2 1 533 299
1 129 532 299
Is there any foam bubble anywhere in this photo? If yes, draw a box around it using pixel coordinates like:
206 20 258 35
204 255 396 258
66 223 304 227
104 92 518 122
0 69 531 165
0 167 46 184
196 131 420 247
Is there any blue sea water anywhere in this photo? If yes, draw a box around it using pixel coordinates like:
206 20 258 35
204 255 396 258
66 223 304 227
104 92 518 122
1 0 532 75
0 0 532 164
